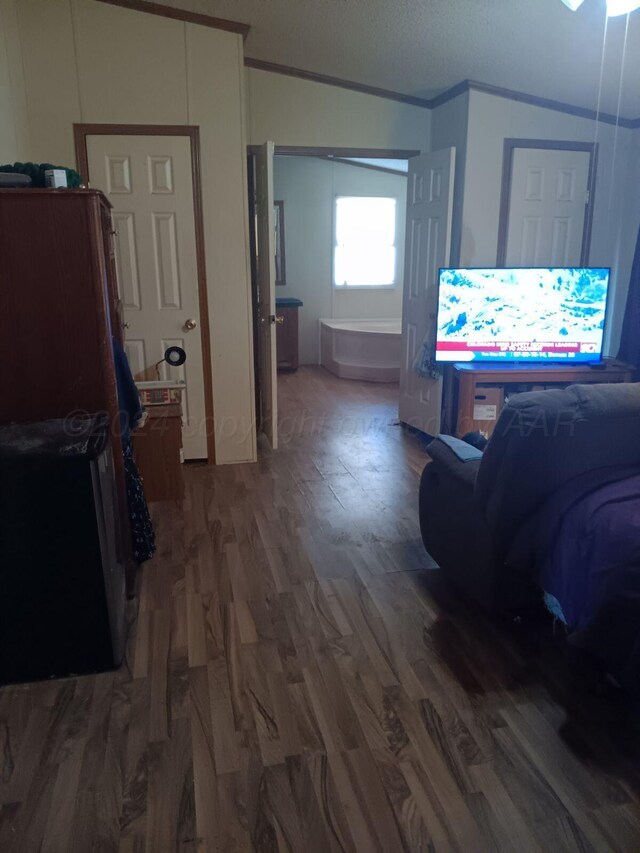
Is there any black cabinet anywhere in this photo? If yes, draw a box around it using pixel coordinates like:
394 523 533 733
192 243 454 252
0 416 126 684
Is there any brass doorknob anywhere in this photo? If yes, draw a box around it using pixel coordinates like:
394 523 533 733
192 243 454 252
183 318 197 332
275 315 284 325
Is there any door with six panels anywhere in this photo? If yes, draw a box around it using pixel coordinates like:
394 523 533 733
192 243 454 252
87 134 207 460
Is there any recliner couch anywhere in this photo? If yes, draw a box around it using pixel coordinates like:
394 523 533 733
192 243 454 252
419 382 640 612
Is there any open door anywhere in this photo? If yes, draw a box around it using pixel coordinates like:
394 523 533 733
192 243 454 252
255 141 278 449
399 147 455 436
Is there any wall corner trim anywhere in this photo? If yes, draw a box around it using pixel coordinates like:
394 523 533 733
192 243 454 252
428 80 471 109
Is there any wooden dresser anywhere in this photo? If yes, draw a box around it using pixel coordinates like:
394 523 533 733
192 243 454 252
0 189 121 421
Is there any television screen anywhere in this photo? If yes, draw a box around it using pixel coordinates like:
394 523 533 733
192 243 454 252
435 267 610 364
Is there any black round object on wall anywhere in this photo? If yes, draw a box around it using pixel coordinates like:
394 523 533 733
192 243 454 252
164 346 187 367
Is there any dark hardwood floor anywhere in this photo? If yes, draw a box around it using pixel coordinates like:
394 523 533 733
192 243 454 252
2 365 640 852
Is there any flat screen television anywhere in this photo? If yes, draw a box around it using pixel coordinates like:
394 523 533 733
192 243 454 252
435 267 610 364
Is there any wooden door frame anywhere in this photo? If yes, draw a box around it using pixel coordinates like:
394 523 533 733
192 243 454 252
74 122 216 463
246 153 262 433
496 138 598 268
247 144 420 159
246 143 418 430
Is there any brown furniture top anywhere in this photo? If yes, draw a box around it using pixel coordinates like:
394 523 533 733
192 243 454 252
452 358 634 437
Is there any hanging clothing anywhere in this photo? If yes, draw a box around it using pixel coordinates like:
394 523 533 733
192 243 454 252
413 332 441 380
122 438 156 564
112 337 143 440
112 337 156 565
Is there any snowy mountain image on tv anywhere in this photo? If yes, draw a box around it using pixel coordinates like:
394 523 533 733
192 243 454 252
435 267 610 364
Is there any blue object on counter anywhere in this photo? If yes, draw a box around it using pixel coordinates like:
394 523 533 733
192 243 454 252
275 297 303 307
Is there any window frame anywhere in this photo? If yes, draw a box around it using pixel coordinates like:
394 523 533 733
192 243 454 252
332 194 400 290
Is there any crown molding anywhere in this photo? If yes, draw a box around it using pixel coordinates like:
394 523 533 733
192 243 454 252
464 80 638 130
245 59 640 128
244 58 433 109
95 0 250 39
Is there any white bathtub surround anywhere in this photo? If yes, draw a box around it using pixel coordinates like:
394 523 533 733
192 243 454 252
320 319 402 382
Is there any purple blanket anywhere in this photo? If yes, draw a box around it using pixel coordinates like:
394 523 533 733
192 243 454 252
507 465 640 689
541 473 640 631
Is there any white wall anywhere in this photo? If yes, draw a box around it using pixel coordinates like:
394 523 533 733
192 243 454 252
273 156 407 364
247 68 430 151
2 0 255 464
430 92 469 267
0 0 28 162
460 89 638 353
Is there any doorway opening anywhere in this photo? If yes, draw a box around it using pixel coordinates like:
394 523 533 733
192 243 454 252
247 144 456 452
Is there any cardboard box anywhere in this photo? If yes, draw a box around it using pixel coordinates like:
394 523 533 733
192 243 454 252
136 379 185 407
471 386 504 437
44 169 67 188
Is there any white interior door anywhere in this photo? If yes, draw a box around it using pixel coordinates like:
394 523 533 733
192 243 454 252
255 141 278 450
399 148 455 436
505 147 591 267
87 134 207 460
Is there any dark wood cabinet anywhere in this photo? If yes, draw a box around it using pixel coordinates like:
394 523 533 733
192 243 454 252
0 188 132 573
453 361 634 436
0 189 120 423
133 403 184 502
276 298 302 371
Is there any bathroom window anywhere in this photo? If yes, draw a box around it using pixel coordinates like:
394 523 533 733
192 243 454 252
334 196 397 288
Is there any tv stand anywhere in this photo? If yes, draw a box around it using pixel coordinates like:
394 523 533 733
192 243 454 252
453 359 633 436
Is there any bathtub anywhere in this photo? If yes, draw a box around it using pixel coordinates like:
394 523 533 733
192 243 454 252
320 318 402 382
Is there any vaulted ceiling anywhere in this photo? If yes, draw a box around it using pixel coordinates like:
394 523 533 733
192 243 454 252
167 0 640 118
